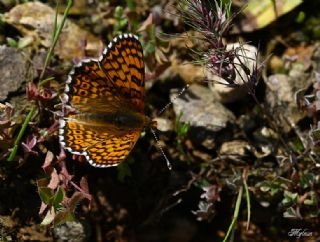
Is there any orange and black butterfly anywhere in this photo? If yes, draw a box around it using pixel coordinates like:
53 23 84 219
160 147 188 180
59 33 147 168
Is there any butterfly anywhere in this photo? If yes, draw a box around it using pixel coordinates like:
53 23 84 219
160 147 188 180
59 33 148 168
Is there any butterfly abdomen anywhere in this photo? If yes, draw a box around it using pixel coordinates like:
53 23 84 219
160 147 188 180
113 111 145 129
72 111 145 131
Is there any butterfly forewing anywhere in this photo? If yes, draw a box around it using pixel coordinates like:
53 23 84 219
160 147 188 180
99 34 145 112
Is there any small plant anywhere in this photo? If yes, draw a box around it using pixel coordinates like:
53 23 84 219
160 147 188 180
38 151 91 225
175 111 190 161
113 6 128 33
38 178 90 225
175 0 290 239
3 0 93 226
7 0 73 163
6 37 18 47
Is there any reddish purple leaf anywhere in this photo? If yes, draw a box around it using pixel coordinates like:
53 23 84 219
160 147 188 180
21 135 38 155
48 168 60 190
42 151 54 174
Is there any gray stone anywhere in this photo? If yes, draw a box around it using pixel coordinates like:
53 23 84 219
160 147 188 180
0 45 35 100
153 117 174 132
266 69 311 132
170 84 235 149
53 221 87 242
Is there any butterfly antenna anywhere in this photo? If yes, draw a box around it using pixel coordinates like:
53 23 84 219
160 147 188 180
157 84 190 116
150 128 172 170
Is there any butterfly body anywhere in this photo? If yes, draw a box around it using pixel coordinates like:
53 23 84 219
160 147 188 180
67 107 146 131
59 33 146 168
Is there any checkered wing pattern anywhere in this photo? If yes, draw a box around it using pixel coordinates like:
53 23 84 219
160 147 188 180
59 33 145 167
99 34 145 112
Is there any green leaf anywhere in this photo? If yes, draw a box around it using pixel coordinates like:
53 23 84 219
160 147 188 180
295 11 305 23
259 184 271 192
114 6 124 19
282 191 298 206
292 137 304 152
53 187 65 208
175 112 190 138
304 192 318 206
6 37 18 47
270 187 280 196
39 187 53 205
180 123 190 136
119 19 128 29
194 179 210 189
125 0 136 10
283 207 298 218
299 173 314 189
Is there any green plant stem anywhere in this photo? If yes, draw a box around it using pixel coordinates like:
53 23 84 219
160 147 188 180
243 175 251 230
7 106 36 161
39 76 55 86
7 0 73 163
39 0 72 82
223 186 243 242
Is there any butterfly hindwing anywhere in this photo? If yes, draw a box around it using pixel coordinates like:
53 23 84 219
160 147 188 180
85 130 141 167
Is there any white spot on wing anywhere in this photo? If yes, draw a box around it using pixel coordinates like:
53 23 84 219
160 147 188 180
59 119 66 127
98 54 104 62
66 76 72 84
65 85 69 93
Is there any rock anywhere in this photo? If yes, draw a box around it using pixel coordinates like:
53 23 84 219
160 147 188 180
158 31 210 85
252 127 277 158
159 51 206 84
153 117 174 132
170 84 235 149
266 74 293 104
0 45 35 100
0 216 14 241
53 221 87 242
265 70 310 132
219 140 250 157
4 1 101 61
